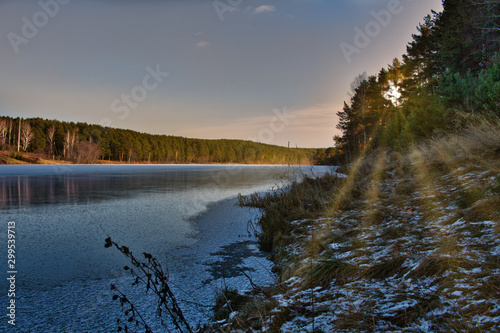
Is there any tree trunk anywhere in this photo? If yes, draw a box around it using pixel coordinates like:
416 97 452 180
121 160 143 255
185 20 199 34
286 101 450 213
8 119 12 146
17 118 21 152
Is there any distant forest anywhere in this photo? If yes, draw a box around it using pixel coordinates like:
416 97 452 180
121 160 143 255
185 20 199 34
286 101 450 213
0 116 334 164
336 0 499 160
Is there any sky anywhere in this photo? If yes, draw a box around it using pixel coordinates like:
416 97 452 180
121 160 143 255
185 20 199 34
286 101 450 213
0 0 443 148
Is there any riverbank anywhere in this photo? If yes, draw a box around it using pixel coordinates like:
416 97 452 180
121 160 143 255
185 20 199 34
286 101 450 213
0 150 72 164
0 150 315 166
205 119 500 332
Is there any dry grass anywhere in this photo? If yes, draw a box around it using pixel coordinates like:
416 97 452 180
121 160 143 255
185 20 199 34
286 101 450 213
334 300 377 331
238 174 344 252
409 255 477 279
476 255 500 297
362 256 408 280
212 287 250 322
421 117 500 172
385 294 442 328
215 119 500 332
324 150 371 215
454 187 488 209
297 258 357 289
361 150 388 227
463 196 500 223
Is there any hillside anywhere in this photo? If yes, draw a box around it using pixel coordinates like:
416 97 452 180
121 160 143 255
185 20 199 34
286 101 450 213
0 116 327 165
210 118 500 332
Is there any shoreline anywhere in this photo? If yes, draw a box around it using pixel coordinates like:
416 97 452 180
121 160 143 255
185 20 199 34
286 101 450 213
0 150 315 166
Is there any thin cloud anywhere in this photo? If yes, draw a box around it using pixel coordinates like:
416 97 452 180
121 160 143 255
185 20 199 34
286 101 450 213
171 104 341 148
253 5 276 14
196 41 209 48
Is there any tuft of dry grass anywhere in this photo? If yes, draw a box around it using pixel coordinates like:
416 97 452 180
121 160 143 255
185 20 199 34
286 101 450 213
422 117 500 172
334 300 377 331
381 226 408 240
212 287 250 322
362 256 408 280
454 187 487 209
445 303 495 333
476 255 500 297
384 294 442 328
409 255 477 279
359 151 389 227
463 196 500 223
297 258 357 289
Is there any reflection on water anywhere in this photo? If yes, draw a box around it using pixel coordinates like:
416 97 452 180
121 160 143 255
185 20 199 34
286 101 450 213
0 164 310 286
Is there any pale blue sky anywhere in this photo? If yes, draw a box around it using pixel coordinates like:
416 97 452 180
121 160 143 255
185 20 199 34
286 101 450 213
0 0 443 147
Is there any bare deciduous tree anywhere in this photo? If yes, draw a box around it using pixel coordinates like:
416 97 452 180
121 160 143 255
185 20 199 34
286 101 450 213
64 130 70 158
7 118 12 146
46 125 56 159
20 122 34 151
64 128 78 160
0 119 7 147
17 118 21 152
75 141 101 164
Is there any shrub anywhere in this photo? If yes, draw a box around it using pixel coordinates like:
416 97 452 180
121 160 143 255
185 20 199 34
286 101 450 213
212 287 249 321
104 237 193 333
10 152 24 161
238 174 343 251
74 141 101 164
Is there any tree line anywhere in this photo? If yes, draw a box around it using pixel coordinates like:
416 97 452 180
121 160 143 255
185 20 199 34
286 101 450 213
335 0 499 161
0 116 327 164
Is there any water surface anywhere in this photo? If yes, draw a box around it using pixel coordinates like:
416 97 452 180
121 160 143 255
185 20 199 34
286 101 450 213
0 164 329 332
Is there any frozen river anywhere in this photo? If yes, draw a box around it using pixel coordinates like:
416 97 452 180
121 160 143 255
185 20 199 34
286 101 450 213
0 164 330 332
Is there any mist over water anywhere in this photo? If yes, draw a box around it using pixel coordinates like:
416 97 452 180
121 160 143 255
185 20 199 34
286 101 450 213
0 164 330 332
